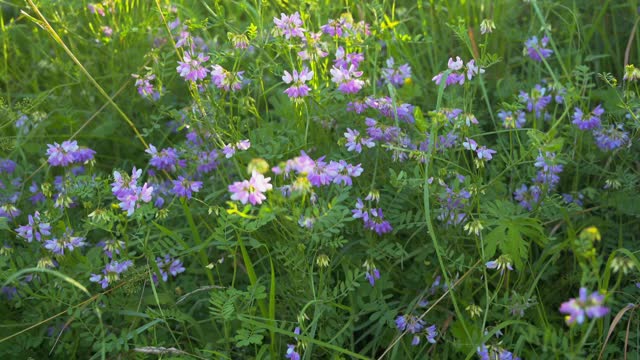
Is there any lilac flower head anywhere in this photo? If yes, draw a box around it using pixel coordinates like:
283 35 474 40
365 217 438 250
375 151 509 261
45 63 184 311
132 72 160 101
211 65 244 91
176 52 210 81
365 268 381 286
593 124 629 151
273 12 305 39
16 211 51 243
298 31 329 61
46 140 79 167
0 159 16 174
559 287 609 325
498 110 526 129
330 65 365 94
518 84 552 117
228 171 273 205
283 67 313 99
146 145 184 172
573 104 604 130
90 260 133 289
334 47 365 69
155 255 185 282
534 151 563 188
44 229 87 256
172 176 202 199
111 167 154 216
382 57 412 86
525 35 553 61
285 344 301 360
321 17 351 37
513 184 541 211
344 128 375 153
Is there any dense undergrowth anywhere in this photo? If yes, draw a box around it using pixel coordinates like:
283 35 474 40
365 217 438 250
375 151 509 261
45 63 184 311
1 0 640 359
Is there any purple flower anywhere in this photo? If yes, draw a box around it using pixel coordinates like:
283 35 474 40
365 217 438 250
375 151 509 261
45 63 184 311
228 171 273 205
172 176 202 199
43 229 87 255
176 52 210 81
559 287 609 325
155 255 185 282
0 159 16 174
328 160 363 186
308 157 334 186
366 208 392 235
90 260 133 289
197 150 219 174
146 145 184 172
518 84 552 117
112 167 154 216
298 31 328 61
534 151 563 188
513 184 541 211
283 67 313 99
15 211 51 242
476 146 497 161
29 182 45 204
382 57 412 87
334 47 365 70
498 110 526 129
211 65 244 91
573 104 604 130
285 344 301 360
363 96 415 123
593 124 629 151
99 238 125 258
525 36 553 61
132 73 160 100
330 65 364 94
365 268 380 286
321 17 350 37
273 12 305 39
485 255 514 274
344 128 375 153
395 314 425 333
46 140 79 166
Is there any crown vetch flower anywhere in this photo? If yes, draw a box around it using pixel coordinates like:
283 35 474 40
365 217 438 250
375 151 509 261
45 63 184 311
513 184 541 211
573 104 604 130
330 65 364 94
559 287 609 325
282 67 313 99
146 144 184 172
525 35 553 61
46 140 79 166
155 255 185 282
365 268 380 286
228 171 273 205
518 84 552 118
273 12 305 39
44 229 87 256
344 128 375 153
382 57 412 87
177 51 210 81
334 46 365 69
594 124 629 151
498 110 526 129
172 176 202 199
90 260 133 289
132 72 160 100
211 65 244 91
16 211 51 243
112 167 154 216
